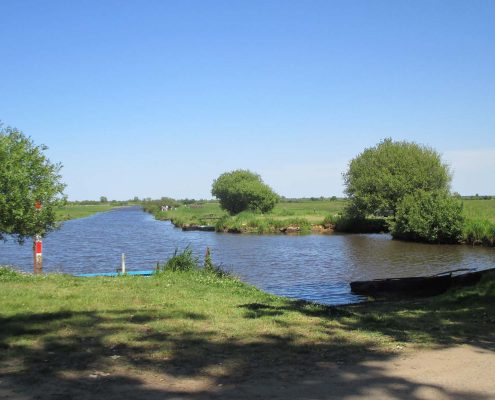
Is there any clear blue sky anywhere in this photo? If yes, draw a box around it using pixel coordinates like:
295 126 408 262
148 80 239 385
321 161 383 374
1 0 494 200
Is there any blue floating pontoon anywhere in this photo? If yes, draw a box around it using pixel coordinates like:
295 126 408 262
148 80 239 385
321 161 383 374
76 270 155 277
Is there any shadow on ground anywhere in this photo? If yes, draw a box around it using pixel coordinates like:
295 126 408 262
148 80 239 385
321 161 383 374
1 285 494 400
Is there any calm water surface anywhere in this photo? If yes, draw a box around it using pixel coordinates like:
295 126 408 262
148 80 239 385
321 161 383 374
1 206 494 305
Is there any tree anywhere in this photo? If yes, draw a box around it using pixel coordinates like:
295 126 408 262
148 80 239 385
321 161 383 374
343 139 451 218
391 189 464 244
99 196 108 203
211 169 279 214
0 124 66 243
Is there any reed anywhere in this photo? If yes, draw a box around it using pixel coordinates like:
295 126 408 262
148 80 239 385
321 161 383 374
463 219 495 246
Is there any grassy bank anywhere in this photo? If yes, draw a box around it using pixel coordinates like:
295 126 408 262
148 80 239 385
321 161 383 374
55 204 118 221
462 198 495 246
144 197 495 244
322 198 495 245
1 265 494 396
144 199 347 233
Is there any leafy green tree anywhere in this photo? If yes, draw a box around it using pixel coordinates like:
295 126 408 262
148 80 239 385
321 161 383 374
0 124 66 243
343 139 451 218
99 196 108 203
391 190 464 243
211 169 279 214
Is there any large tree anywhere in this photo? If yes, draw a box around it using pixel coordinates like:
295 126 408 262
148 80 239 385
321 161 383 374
343 139 451 218
0 124 66 243
211 169 279 214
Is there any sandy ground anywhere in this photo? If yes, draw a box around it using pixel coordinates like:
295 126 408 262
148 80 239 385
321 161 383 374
1 342 494 400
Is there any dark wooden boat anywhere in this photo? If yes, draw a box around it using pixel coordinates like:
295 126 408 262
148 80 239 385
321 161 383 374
181 225 215 232
350 267 495 298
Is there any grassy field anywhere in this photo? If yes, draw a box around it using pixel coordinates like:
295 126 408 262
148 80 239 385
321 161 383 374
55 204 118 221
462 198 495 222
1 266 494 397
146 199 348 233
146 198 495 237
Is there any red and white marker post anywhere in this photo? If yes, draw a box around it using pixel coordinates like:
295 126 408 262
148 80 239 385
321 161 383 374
34 201 43 274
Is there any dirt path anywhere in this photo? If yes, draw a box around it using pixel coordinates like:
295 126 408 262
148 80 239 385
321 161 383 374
1 342 494 399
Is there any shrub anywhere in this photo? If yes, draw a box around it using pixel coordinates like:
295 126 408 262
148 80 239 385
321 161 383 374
211 169 279 215
325 213 389 233
163 247 198 271
391 190 464 243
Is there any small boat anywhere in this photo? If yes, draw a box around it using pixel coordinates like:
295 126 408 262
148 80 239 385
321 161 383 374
76 270 155 277
350 267 495 298
181 225 215 232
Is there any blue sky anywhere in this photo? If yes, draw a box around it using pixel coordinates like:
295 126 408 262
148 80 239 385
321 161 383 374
1 0 494 200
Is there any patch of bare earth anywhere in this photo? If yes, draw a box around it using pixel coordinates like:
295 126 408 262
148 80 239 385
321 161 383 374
1 341 494 399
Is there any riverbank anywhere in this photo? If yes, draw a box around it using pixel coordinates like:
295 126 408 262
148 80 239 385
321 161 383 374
144 199 345 233
144 198 495 245
1 267 494 398
55 204 118 221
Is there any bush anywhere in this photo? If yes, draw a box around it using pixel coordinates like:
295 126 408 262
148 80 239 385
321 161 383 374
391 190 464 244
211 170 279 215
163 247 198 271
324 214 389 233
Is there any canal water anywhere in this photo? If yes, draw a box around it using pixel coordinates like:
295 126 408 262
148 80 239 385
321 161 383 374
1 206 494 305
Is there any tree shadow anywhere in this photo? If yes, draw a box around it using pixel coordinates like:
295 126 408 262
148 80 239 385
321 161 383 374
239 276 495 349
1 292 494 399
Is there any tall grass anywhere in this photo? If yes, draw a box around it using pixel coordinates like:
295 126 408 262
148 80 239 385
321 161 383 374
463 219 495 246
462 198 495 223
214 212 313 234
162 247 198 272
159 247 231 277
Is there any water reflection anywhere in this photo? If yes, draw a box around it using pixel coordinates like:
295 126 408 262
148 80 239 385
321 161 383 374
0 206 493 305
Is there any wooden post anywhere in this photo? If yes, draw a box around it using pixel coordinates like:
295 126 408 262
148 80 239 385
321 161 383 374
121 253 126 274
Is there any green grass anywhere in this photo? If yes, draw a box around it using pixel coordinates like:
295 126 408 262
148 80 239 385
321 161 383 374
146 199 347 233
462 198 495 223
1 265 494 391
145 197 495 242
461 199 495 246
55 204 117 221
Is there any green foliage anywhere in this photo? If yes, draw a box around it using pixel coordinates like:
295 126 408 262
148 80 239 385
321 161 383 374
213 212 313 234
391 190 464 244
162 247 199 272
344 139 451 218
463 219 495 246
0 266 27 282
159 247 230 278
211 169 279 215
324 213 389 233
203 247 214 271
0 123 66 243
